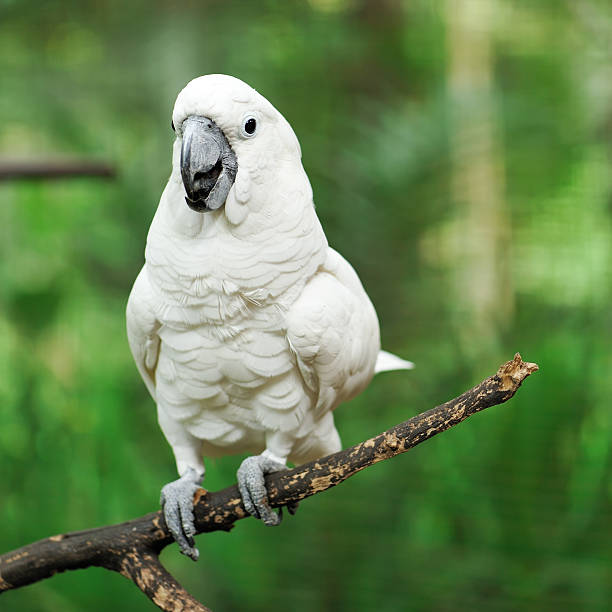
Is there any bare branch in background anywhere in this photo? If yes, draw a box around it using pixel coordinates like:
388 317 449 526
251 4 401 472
0 159 116 180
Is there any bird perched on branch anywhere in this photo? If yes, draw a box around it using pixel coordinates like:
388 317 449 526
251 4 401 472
127 74 413 560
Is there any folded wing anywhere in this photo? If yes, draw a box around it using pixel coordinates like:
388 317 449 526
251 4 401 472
126 267 160 400
286 249 381 420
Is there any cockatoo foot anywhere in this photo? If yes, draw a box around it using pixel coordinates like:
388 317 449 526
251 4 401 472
237 451 295 525
160 467 203 561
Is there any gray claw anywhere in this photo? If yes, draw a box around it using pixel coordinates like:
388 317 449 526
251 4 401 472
160 467 202 561
237 452 289 526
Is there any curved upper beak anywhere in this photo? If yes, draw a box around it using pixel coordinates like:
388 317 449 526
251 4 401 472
180 116 237 212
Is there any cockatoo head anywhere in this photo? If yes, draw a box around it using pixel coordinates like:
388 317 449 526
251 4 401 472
171 75 303 224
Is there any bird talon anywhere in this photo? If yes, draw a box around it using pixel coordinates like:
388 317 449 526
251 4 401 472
160 467 202 560
237 453 288 524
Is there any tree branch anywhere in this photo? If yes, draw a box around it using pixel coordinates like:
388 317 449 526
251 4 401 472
0 159 116 180
0 353 538 610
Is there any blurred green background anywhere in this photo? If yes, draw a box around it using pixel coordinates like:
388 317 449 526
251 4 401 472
2 0 612 610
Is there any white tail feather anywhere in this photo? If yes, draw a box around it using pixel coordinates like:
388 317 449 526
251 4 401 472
375 350 414 374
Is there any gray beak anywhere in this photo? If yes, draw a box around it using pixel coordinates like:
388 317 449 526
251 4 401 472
180 116 237 212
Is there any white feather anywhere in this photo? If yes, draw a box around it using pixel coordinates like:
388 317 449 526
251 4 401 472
375 350 415 373
127 74 412 475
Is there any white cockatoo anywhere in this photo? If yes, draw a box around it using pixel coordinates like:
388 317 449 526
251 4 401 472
127 74 413 560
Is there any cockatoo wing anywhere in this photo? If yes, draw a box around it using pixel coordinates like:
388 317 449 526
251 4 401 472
126 266 160 400
286 248 381 420
320 250 414 374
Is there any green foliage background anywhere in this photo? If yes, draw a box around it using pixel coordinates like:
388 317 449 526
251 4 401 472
2 0 612 610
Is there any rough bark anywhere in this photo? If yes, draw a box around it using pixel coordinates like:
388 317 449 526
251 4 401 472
0 354 538 611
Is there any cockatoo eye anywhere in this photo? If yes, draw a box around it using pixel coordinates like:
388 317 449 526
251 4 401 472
241 116 257 138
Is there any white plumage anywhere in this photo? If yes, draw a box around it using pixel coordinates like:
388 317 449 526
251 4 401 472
127 75 412 546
